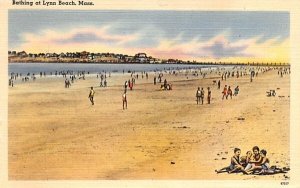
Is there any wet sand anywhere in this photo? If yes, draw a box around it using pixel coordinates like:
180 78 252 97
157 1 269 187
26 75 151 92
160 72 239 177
8 67 290 180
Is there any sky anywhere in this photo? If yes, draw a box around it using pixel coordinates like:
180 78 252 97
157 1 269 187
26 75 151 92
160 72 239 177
9 10 289 63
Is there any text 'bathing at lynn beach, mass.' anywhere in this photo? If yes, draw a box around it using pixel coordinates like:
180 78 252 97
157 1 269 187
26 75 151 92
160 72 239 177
12 0 94 6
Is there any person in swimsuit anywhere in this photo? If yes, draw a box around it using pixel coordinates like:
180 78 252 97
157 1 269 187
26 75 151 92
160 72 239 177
245 149 273 175
200 88 205 105
88 87 95 105
256 149 271 174
245 146 262 174
222 85 227 100
240 151 252 168
129 80 133 90
207 87 211 104
234 86 239 96
227 86 232 99
124 80 128 92
196 87 201 105
256 149 288 175
164 79 167 90
122 91 127 110
215 148 245 174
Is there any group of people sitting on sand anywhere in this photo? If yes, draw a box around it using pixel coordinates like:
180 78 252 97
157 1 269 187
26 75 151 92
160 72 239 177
215 146 289 175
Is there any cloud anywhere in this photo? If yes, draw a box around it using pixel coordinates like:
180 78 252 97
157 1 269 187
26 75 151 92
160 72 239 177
202 38 249 58
21 25 139 48
54 32 119 44
16 24 289 63
147 33 288 62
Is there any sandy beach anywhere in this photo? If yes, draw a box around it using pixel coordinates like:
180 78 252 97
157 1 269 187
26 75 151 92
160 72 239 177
8 66 290 180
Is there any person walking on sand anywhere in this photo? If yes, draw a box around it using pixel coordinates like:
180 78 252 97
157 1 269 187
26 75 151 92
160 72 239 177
227 86 232 99
124 80 128 92
234 86 239 96
250 71 255 82
128 79 131 90
129 80 133 90
122 91 127 110
104 79 107 87
218 80 221 89
67 79 71 88
88 87 95 105
222 85 227 100
196 87 201 105
207 87 211 104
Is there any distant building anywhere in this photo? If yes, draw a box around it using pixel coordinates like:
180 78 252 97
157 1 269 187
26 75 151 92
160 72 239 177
124 55 134 63
28 53 36 58
59 53 66 58
38 53 45 57
80 51 89 59
152 58 162 64
17 51 28 58
74 52 80 58
93 53 102 60
45 53 52 58
167 59 177 64
88 53 94 60
134 53 148 63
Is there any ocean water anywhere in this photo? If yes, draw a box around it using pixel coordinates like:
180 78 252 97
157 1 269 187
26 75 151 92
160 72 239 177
9 63 215 75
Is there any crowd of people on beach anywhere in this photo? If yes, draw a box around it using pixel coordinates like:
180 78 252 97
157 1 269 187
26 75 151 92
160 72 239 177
215 146 289 175
9 65 290 112
278 67 290 77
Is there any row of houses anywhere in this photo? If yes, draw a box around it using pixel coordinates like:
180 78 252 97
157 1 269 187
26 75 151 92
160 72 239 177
10 51 286 65
8 51 170 63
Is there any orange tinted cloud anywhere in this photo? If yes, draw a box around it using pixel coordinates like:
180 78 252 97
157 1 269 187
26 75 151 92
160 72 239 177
17 25 289 63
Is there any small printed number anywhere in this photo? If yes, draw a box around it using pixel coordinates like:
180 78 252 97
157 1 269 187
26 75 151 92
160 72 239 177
281 182 289 185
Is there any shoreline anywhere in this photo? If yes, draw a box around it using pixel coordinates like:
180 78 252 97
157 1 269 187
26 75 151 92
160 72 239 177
8 61 291 67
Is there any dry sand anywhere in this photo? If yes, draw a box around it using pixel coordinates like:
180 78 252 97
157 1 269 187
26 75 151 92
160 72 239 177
8 67 290 180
